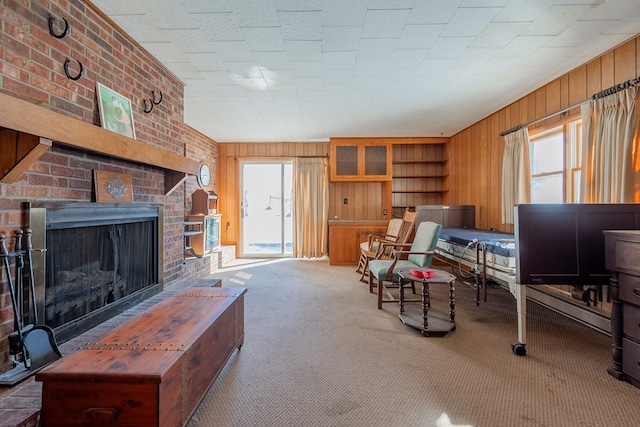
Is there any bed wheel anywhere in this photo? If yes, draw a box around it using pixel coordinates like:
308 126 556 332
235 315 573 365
511 342 526 356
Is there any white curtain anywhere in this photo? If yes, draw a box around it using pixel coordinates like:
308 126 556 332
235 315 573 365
580 87 638 203
293 158 329 258
501 126 531 224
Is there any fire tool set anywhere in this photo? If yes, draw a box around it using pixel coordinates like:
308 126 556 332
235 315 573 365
0 229 61 386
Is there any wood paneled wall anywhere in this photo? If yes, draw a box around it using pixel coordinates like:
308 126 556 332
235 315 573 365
449 36 640 233
217 142 329 248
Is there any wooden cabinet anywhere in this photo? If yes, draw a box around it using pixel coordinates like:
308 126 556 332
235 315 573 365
329 221 388 265
330 138 391 182
391 143 448 218
603 230 640 389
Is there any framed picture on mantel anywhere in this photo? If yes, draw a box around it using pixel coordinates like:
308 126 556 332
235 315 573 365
96 82 136 139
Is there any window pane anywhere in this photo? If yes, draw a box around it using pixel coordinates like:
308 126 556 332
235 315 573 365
531 133 563 174
531 174 563 203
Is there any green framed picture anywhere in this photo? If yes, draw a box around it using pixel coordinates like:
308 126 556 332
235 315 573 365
96 82 136 139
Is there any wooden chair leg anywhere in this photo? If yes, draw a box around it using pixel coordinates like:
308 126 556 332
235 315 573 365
359 257 371 283
356 252 365 273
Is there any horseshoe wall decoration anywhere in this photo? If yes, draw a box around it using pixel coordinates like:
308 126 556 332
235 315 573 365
143 99 154 114
151 90 163 105
48 17 70 39
64 58 84 80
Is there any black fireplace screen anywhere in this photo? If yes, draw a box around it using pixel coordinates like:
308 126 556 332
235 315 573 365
45 219 158 329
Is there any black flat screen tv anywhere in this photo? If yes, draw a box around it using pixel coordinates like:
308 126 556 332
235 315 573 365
514 203 640 285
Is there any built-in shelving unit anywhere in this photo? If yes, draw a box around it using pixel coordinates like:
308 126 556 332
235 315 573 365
391 143 448 218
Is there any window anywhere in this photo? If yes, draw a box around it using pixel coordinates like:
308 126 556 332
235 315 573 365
529 119 581 203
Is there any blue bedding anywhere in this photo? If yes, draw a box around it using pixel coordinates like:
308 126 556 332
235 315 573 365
438 228 516 258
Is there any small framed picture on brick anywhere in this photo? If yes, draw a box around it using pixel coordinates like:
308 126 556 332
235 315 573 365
96 82 136 139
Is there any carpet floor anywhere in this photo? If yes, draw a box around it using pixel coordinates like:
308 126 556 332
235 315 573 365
183 259 640 427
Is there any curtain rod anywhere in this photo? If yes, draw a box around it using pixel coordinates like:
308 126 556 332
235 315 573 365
499 75 640 137
227 155 329 159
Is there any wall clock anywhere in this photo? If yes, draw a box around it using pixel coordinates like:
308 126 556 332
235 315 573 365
197 163 211 187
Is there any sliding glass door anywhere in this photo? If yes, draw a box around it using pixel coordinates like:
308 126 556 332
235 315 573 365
240 161 293 257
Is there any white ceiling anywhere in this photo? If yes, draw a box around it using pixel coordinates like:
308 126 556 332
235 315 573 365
92 0 640 143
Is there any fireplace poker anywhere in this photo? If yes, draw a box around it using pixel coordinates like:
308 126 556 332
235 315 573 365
0 232 30 368
13 229 24 327
25 228 46 325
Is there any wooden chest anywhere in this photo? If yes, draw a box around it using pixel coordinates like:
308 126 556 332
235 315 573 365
36 286 246 427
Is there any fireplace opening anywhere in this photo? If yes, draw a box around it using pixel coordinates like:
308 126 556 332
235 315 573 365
27 203 163 343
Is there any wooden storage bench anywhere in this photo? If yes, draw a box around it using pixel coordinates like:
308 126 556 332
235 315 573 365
35 286 246 427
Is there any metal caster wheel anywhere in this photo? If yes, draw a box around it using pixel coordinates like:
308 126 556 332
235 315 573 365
511 342 526 356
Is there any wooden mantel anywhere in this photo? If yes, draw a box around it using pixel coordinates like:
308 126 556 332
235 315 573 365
0 91 201 195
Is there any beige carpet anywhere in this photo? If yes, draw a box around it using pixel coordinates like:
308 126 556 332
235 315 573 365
184 259 640 427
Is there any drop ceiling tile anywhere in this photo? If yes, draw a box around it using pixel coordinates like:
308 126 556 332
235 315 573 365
350 76 381 90
521 5 592 37
388 49 427 69
475 57 520 75
580 0 640 20
144 42 190 63
167 29 211 52
496 35 554 58
107 17 172 43
396 24 444 49
441 7 501 37
357 39 397 60
297 90 323 101
353 59 389 76
323 69 353 84
453 47 500 68
91 0 149 14
470 22 529 49
191 13 244 41
201 70 237 84
279 11 322 41
367 0 415 9
253 52 291 69
216 85 246 96
210 41 255 61
293 76 322 90
181 0 233 13
285 41 322 61
408 0 460 25
290 62 322 78
493 0 552 23
414 57 455 75
321 0 368 26
322 51 357 70
322 27 362 52
241 27 286 52
460 0 509 6
362 9 411 39
186 52 227 71
424 37 474 58
275 0 321 12
230 0 281 27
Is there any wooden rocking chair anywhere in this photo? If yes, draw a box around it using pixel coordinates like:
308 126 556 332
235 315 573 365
357 208 417 283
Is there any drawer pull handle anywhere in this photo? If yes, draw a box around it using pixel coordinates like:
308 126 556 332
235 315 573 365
83 407 119 421
634 289 640 297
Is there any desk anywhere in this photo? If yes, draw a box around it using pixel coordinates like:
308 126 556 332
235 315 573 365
398 269 456 337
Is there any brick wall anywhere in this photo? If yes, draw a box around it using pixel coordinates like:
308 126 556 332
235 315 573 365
0 0 219 372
